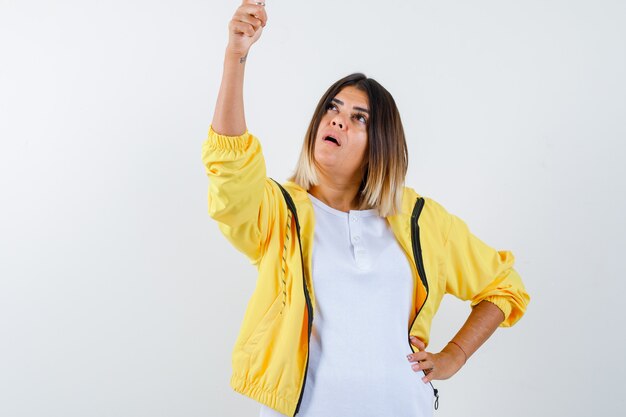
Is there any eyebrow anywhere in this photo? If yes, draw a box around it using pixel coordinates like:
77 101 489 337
331 98 370 114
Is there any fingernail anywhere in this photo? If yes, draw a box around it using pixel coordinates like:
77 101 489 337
406 355 412 361
412 364 419 371
422 377 428 383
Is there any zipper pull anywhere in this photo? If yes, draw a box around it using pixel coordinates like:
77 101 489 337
432 385 439 410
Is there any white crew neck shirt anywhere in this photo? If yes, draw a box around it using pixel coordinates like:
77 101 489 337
259 193 434 417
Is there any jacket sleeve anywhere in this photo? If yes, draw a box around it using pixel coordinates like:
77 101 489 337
440 206 530 327
200 125 277 266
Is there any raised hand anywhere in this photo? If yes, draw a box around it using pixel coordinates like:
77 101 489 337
227 0 268 57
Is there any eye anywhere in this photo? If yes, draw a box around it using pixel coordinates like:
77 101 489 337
326 103 338 111
354 113 367 124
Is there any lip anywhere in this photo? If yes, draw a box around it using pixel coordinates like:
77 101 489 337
320 130 343 147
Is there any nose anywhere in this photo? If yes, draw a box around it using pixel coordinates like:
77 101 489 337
331 115 346 130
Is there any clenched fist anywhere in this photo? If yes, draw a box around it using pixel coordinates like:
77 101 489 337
227 0 268 57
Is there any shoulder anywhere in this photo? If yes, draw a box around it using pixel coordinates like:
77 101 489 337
270 179 314 220
400 186 453 234
281 180 309 202
400 186 448 215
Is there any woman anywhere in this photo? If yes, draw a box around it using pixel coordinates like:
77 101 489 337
202 2 530 416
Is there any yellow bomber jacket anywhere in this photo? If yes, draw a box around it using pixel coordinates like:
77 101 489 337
201 125 530 416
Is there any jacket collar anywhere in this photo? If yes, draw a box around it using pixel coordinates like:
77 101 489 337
281 179 424 319
283 180 420 219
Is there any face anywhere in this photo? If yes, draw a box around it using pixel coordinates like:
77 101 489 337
313 85 370 183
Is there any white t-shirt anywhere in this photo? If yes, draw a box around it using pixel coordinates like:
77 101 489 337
259 193 435 417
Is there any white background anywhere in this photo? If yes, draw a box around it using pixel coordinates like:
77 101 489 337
1 0 625 416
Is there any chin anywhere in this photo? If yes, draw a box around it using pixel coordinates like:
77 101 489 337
313 147 337 166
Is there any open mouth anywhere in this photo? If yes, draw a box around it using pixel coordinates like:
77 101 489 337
323 135 340 146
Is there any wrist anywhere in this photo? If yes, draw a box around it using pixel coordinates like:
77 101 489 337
444 341 468 366
225 46 250 61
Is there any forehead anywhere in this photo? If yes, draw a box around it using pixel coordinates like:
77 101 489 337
334 86 369 107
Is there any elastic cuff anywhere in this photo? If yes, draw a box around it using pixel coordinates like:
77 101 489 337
205 124 251 151
472 296 512 324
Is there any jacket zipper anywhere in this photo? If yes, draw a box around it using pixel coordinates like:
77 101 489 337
293 216 312 416
274 181 436 413
270 180 312 417
408 197 440 410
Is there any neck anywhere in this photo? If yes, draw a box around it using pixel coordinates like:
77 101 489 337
308 170 363 213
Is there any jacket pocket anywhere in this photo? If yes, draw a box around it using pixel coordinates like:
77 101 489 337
241 294 283 355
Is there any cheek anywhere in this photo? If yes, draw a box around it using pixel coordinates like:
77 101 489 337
349 135 369 167
318 114 331 128
356 134 369 157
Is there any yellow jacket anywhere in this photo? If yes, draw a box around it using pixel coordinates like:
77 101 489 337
201 126 530 416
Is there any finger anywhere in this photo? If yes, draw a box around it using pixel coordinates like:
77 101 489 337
229 21 256 37
421 359 439 383
422 369 435 383
406 351 428 363
229 20 254 37
238 4 268 26
234 13 263 31
411 360 435 373
245 0 267 10
409 336 425 350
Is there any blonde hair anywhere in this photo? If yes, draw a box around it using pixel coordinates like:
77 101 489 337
288 73 408 217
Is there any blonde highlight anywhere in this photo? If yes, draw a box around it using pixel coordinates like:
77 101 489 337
288 73 408 217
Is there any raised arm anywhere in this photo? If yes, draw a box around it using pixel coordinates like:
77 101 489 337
202 1 277 266
211 0 267 136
